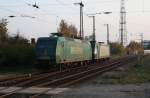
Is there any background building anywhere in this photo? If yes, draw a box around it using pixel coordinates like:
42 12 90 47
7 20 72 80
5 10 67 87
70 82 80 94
143 40 150 54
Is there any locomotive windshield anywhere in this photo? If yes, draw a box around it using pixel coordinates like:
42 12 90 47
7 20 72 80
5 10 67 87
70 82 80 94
36 37 58 63
37 39 55 48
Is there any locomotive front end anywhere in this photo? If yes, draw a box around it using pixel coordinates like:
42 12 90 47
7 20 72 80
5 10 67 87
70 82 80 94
35 37 58 65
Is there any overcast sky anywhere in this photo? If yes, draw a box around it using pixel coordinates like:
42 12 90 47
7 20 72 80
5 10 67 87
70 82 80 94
0 0 150 43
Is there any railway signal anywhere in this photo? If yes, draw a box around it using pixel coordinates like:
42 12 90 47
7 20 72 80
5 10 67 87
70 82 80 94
74 2 84 39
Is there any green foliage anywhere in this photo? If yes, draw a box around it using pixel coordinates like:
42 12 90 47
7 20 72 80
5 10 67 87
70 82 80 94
0 43 35 66
0 19 35 67
110 42 125 55
120 55 150 84
93 55 150 84
0 19 8 44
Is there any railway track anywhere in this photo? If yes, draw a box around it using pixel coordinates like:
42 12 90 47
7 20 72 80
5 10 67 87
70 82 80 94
0 69 59 87
0 64 98 87
0 55 137 98
0 57 118 87
30 55 137 98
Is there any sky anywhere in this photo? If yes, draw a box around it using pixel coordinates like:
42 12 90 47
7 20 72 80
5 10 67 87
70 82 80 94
0 0 150 44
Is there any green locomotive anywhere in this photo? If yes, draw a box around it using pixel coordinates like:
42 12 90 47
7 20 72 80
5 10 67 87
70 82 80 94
36 34 92 68
35 33 110 68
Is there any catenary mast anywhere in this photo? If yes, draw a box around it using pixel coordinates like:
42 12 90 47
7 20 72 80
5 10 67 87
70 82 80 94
119 0 127 46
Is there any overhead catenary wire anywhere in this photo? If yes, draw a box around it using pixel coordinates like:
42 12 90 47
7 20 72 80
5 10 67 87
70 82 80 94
14 0 78 16
1 1 150 31
0 7 53 24
1 0 150 14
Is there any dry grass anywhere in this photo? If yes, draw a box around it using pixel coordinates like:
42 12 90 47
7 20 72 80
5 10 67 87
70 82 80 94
93 55 150 85
120 55 150 84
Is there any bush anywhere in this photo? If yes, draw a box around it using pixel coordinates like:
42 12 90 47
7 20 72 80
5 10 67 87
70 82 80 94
0 18 36 68
0 43 35 67
110 42 125 56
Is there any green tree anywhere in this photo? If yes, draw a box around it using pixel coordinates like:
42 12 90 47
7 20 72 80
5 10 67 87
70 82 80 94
8 32 28 44
0 18 35 67
4 33 35 66
0 19 8 44
110 42 125 55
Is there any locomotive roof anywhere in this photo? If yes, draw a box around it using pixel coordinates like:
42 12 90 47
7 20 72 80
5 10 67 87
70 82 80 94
37 36 90 44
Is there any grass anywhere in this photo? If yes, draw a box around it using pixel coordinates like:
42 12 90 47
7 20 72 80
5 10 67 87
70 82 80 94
114 55 150 84
120 55 150 84
94 55 150 85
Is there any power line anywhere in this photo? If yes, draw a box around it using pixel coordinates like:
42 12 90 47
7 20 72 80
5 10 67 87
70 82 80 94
14 0 77 16
0 7 52 24
0 4 81 17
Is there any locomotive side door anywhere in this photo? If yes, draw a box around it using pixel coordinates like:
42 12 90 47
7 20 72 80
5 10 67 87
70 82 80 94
61 41 65 63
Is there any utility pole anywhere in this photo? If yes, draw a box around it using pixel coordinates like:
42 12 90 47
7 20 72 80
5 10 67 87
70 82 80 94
88 15 96 61
88 15 96 41
104 24 110 44
87 11 111 42
81 3 84 38
74 2 84 39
